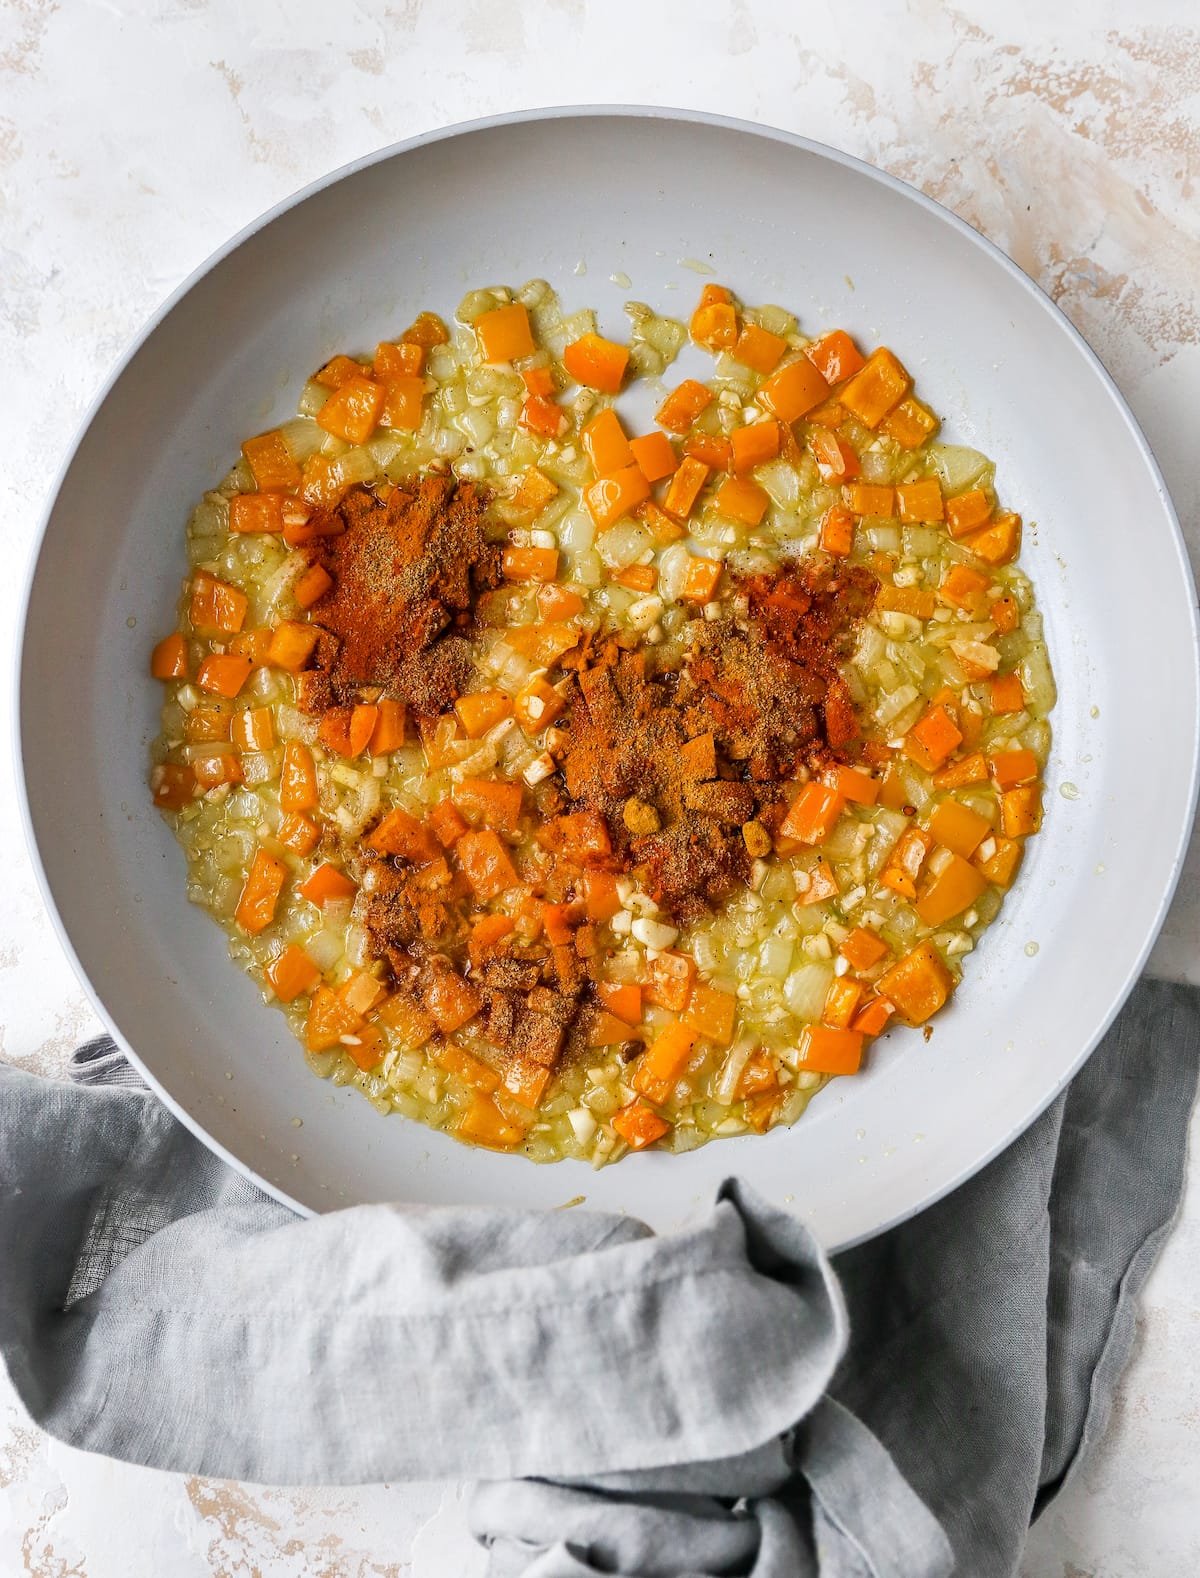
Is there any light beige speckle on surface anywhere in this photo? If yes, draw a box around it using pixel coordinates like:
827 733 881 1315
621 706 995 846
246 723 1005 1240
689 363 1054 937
2 1 1198 1574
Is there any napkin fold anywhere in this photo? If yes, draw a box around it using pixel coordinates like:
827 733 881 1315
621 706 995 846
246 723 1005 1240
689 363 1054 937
1 976 1196 1576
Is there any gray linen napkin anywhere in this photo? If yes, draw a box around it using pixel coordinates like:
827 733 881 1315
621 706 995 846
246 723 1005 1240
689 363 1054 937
1 976 1196 1576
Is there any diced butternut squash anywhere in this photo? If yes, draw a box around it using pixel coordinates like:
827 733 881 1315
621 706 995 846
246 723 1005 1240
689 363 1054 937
989 749 1039 789
598 980 642 1024
429 798 470 848
876 941 955 1026
279 740 319 811
905 704 964 772
991 593 1020 634
733 321 787 374
629 430 678 483
804 329 866 385
895 479 944 523
456 830 519 899
945 489 992 539
823 975 864 1030
840 926 890 972
583 408 633 476
939 566 991 619
425 970 482 1035
662 456 710 520
799 859 839 905
519 393 567 439
819 504 855 557
402 311 449 346
304 985 362 1053
563 332 629 393
266 620 319 672
714 475 769 526
964 512 1021 566
366 806 441 865
757 357 830 423
230 492 285 534
266 944 321 1003
151 763 196 810
611 1102 670 1151
502 544 560 582
990 672 1025 713
681 982 736 1045
730 420 781 474
928 798 991 858
842 482 895 518
242 429 301 491
277 811 320 856
656 379 714 434
537 582 585 620
475 302 535 363
318 703 378 759
235 848 287 934
584 464 652 530
316 375 384 445
501 1059 551 1109
434 1041 499 1092
876 584 936 620
191 752 242 790
511 467 559 517
190 571 248 635
514 675 565 735
455 689 512 739
680 555 723 603
915 853 987 927
298 862 357 907
632 1022 698 1103
374 340 424 378
852 996 895 1038
1001 785 1042 837
879 398 938 448
583 869 622 922
368 697 407 754
196 653 252 698
796 1024 864 1075
822 764 878 805
230 706 275 753
378 376 425 431
589 1010 640 1047
974 834 1024 888
454 778 524 837
293 563 333 609
838 347 910 429
315 354 365 389
613 563 656 593
643 950 696 1012
690 298 738 350
456 1093 525 1149
151 633 189 680
780 781 845 844
932 752 988 790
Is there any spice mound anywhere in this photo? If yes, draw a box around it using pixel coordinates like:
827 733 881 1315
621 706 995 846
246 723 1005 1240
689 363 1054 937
301 474 502 718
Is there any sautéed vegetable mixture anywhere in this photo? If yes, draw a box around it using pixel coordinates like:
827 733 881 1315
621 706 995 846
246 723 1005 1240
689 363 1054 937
149 278 1054 1166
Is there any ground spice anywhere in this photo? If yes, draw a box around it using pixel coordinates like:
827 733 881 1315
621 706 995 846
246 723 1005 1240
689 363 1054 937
551 560 877 921
319 474 875 1081
300 476 502 717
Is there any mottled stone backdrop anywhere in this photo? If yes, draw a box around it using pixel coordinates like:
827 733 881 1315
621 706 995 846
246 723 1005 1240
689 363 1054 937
2 2 1197 1573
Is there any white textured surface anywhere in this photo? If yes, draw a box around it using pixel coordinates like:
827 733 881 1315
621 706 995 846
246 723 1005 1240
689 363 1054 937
1 2 1197 1574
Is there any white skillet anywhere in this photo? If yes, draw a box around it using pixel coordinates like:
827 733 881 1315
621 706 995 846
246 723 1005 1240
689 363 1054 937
17 108 1199 1247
